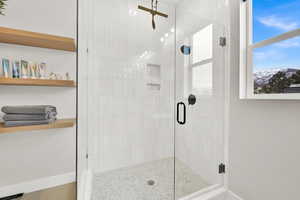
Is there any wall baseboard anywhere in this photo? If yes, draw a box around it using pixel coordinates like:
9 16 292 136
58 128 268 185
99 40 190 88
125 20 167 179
185 188 244 200
0 172 75 198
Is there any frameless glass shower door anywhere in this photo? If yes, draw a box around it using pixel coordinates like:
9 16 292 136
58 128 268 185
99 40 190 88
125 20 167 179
174 0 227 199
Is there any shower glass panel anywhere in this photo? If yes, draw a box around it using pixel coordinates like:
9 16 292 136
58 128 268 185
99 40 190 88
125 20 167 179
87 0 176 199
175 0 226 199
80 0 227 199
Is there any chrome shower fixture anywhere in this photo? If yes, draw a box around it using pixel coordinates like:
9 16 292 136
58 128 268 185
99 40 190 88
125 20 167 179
138 0 168 30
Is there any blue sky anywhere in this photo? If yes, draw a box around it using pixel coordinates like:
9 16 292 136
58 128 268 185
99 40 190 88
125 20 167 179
253 0 300 70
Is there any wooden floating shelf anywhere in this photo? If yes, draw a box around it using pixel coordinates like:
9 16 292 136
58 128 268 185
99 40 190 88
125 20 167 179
0 26 76 52
0 77 76 87
0 118 76 134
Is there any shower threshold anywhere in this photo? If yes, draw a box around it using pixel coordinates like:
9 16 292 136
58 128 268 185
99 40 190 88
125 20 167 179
91 158 210 200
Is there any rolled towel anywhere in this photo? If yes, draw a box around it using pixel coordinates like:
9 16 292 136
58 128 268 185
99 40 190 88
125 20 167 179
4 119 55 127
2 105 57 115
3 113 57 121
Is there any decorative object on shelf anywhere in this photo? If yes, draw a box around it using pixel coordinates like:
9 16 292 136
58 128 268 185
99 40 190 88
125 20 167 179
1 58 51 80
0 0 7 15
56 73 63 80
29 62 37 79
48 72 64 80
49 72 56 80
35 63 41 79
12 60 20 78
2 58 9 77
65 72 71 80
0 58 75 85
38 62 47 79
21 60 29 78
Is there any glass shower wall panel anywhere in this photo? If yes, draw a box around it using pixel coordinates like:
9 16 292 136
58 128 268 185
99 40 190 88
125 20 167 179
87 0 176 199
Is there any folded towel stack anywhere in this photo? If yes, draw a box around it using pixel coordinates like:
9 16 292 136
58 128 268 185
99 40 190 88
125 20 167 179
1 105 57 127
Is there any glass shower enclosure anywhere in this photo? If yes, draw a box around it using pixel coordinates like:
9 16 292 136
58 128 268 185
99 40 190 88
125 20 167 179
77 0 228 199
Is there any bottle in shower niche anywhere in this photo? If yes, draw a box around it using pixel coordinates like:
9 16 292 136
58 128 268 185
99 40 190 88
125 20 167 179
21 60 29 79
12 61 20 78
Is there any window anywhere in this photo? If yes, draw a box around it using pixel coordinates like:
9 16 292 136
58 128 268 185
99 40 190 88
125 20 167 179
192 63 213 95
240 0 300 99
192 25 213 64
187 24 213 96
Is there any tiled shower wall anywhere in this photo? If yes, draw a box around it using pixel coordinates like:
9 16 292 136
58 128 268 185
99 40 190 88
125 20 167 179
87 0 176 173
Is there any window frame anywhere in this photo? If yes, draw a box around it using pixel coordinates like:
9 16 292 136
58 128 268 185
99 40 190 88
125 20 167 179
240 0 300 99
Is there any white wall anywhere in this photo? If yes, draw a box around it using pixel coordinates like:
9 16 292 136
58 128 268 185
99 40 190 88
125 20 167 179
0 0 76 196
88 0 175 173
228 0 300 199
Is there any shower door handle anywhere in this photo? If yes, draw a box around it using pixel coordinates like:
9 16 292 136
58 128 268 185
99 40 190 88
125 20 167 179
177 102 186 125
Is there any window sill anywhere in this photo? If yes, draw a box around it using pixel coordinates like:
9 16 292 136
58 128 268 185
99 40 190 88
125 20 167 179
241 93 300 100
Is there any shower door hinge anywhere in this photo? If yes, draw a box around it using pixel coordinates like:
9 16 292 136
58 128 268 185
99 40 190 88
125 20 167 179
219 163 226 174
86 154 89 159
219 37 226 47
86 48 89 53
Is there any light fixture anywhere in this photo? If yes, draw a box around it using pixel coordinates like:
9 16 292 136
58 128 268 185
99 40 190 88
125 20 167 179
160 37 164 42
165 33 169 37
170 28 175 33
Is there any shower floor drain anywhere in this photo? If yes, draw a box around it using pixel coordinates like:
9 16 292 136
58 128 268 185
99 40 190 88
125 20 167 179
147 180 155 186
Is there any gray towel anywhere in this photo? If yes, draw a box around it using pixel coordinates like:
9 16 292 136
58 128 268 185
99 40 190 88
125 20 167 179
3 113 57 121
2 105 57 115
4 119 55 127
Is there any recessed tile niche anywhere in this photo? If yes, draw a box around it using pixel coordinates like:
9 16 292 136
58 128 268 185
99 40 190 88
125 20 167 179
146 64 161 90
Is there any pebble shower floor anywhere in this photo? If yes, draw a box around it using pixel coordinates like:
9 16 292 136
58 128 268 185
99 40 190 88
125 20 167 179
92 158 209 200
